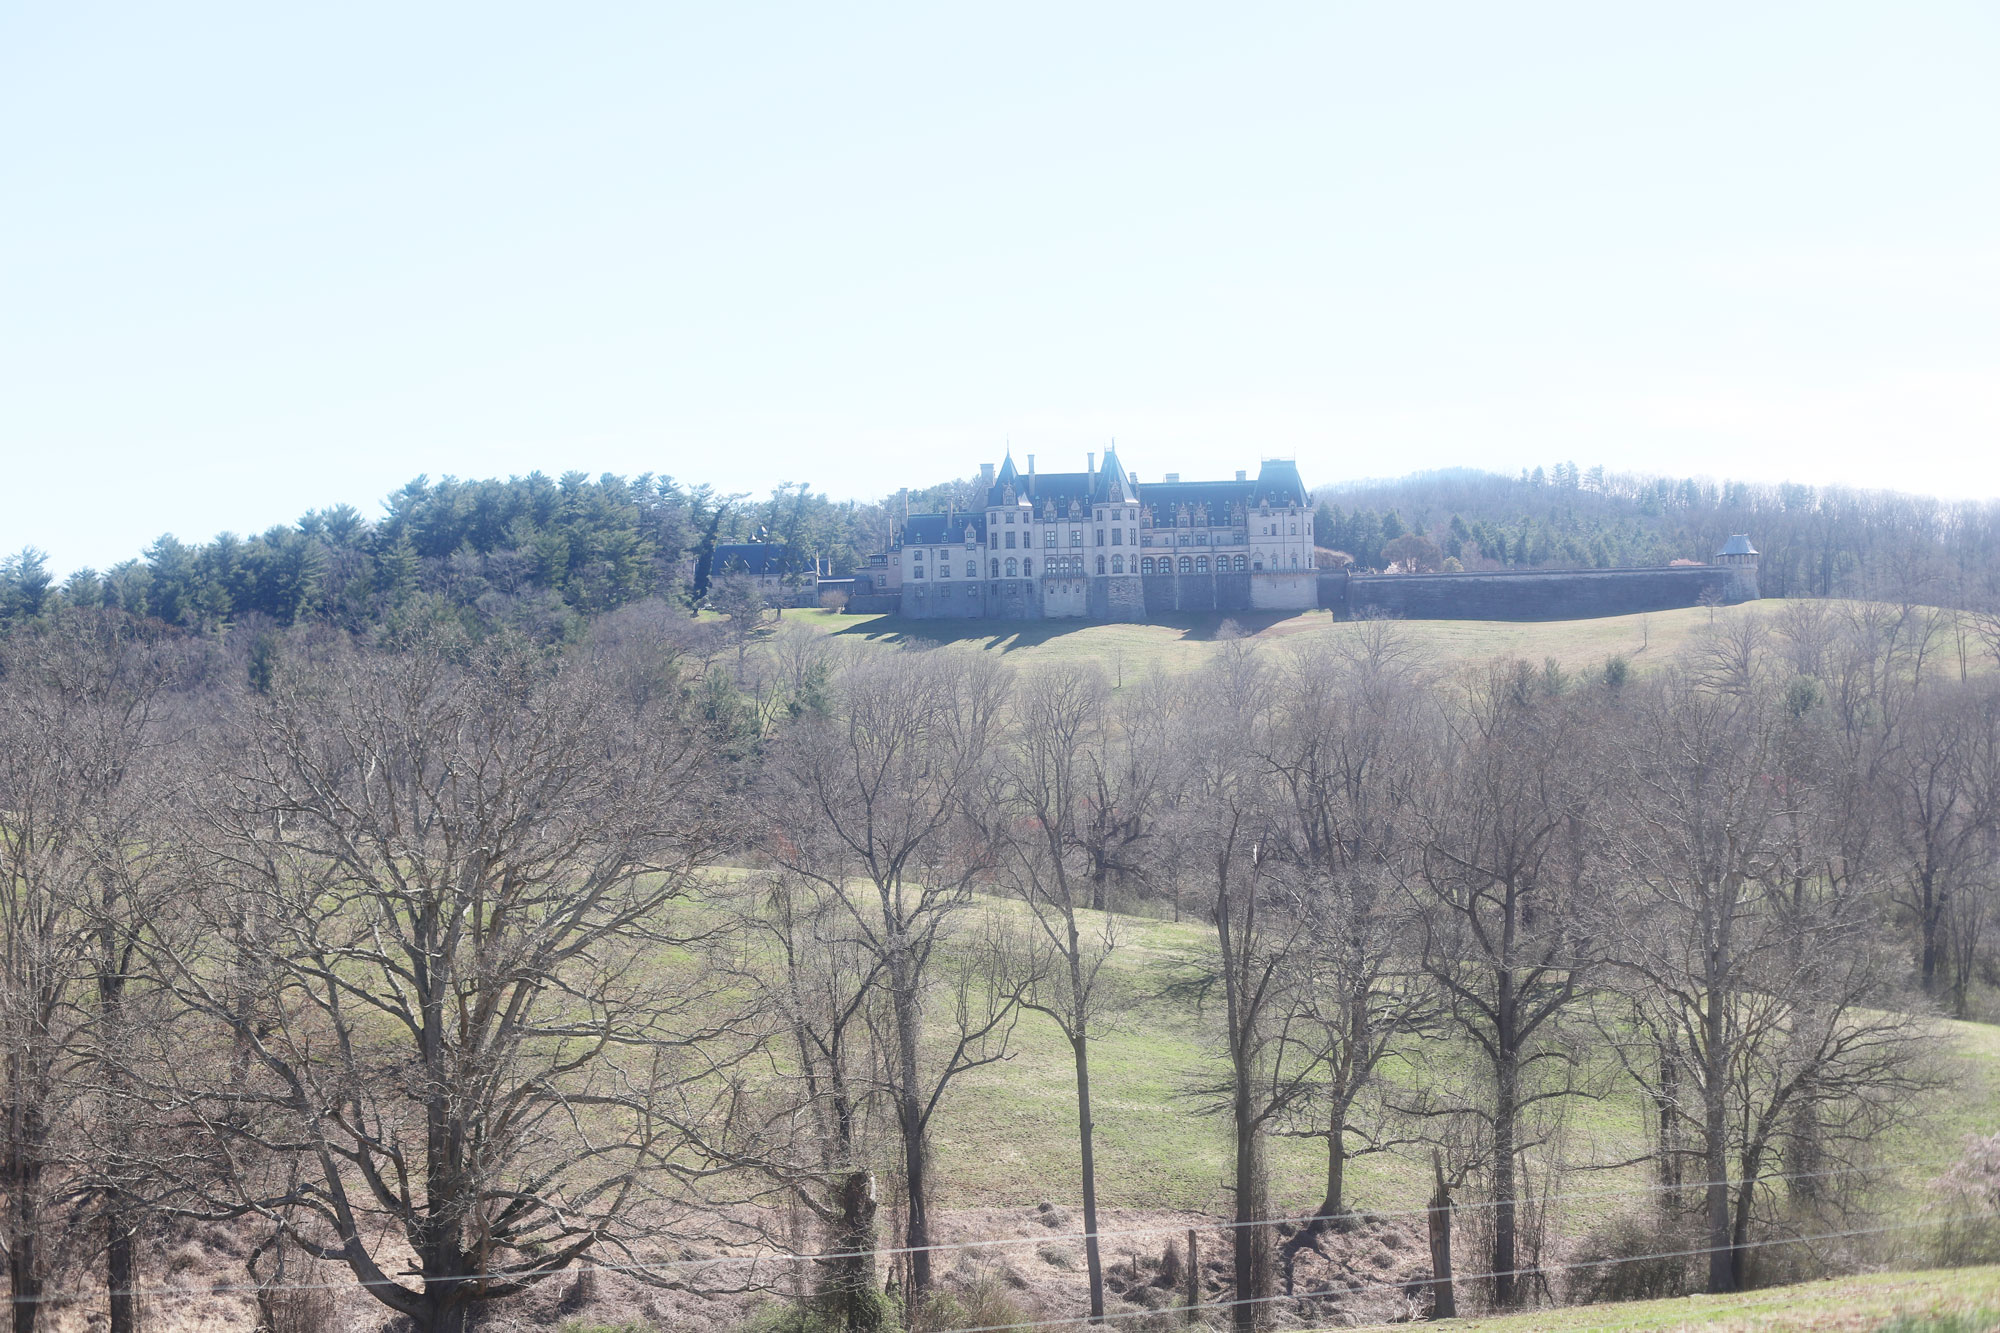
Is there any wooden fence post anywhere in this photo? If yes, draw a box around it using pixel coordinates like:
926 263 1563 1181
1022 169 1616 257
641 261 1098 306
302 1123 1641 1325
1428 1150 1455 1320
1186 1228 1200 1323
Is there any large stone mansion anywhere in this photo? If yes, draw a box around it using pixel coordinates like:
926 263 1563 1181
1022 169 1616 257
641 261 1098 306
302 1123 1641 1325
894 447 1316 622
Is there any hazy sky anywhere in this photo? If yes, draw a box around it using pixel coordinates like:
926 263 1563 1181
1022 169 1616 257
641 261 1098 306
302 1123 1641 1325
4 3 1996 575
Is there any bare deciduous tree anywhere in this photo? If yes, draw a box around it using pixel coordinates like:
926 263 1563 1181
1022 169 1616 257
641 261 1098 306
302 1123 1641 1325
985 661 1120 1322
766 647 1018 1301
153 630 735 1333
1409 663 1604 1309
0 613 187 1333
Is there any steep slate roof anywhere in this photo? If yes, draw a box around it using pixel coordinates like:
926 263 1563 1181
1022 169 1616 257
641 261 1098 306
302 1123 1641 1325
1136 479 1253 526
1023 472 1092 515
1717 534 1759 557
1250 459 1308 508
983 447 1140 509
977 452 1307 521
902 512 987 546
1095 445 1135 504
710 542 802 576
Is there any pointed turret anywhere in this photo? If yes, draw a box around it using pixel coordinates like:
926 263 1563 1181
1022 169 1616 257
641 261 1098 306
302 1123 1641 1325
1097 443 1130 503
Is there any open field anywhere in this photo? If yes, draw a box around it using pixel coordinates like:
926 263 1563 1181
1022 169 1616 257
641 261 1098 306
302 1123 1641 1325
771 602 1996 685
920 903 2000 1227
1346 1264 2000 1332
797 604 1741 678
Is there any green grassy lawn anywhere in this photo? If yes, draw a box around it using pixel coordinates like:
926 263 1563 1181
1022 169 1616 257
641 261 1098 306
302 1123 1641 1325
1343 1264 2000 1331
914 901 2000 1231
786 603 1779 682
917 904 1998 1223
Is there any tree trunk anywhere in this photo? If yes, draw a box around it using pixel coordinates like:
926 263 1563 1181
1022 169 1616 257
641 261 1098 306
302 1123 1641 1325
1072 1031 1105 1323
7 1100 44 1333
1231 1110 1268 1333
1489 1052 1519 1309
891 970 933 1296
1320 1113 1347 1222
1427 1152 1455 1321
107 1211 139 1333
9 1233 39 1333
1729 1159 1760 1292
829 1170 880 1332
1704 992 1734 1295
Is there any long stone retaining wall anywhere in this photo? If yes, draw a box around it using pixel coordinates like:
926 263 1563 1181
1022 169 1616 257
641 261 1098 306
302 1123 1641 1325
1328 563 1759 621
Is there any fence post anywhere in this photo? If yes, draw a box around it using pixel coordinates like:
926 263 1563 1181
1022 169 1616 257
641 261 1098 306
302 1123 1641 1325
1428 1150 1455 1320
1186 1228 1200 1323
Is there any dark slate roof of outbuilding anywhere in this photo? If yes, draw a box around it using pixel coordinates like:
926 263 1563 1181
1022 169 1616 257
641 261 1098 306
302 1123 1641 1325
902 512 987 546
1717 534 1759 557
710 542 802 576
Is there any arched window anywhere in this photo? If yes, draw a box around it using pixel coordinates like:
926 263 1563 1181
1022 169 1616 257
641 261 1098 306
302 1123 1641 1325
1141 557 1154 574
1006 558 1018 576
1234 555 1247 571
1095 555 1106 576
990 559 1000 578
1178 556 1192 574
1023 558 1033 576
1111 555 1123 573
1196 556 1210 573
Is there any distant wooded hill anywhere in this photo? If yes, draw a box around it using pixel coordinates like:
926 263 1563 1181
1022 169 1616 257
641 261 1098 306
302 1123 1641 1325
1 463 1995 635
1315 465 2000 601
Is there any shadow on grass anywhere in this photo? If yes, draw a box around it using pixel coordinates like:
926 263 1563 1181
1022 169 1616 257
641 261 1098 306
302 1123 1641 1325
830 610 1329 653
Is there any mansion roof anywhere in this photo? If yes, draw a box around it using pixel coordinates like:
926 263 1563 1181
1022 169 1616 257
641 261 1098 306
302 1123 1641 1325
911 453 1309 545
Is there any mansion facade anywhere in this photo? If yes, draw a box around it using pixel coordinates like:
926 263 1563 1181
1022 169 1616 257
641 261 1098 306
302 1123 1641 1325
897 448 1316 622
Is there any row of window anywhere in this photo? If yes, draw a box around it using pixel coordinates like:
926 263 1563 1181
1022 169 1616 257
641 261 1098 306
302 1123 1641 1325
1142 555 1251 573
1140 530 1248 547
914 552 1296 580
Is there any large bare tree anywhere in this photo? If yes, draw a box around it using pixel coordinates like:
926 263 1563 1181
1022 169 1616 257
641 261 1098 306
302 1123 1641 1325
983 661 1121 1322
0 613 188 1333
1261 629 1433 1230
1408 662 1605 1309
765 647 1018 1302
152 629 735 1333
1605 672 1938 1292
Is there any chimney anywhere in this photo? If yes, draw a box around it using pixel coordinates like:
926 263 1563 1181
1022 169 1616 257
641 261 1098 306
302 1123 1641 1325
1087 452 1095 479
1236 470 1247 482
1164 473 1180 483
1027 454 1035 494
980 463 996 489
1129 471 1138 486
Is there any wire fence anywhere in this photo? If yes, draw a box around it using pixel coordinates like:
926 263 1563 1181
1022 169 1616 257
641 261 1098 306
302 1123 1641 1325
8 1159 1958 1314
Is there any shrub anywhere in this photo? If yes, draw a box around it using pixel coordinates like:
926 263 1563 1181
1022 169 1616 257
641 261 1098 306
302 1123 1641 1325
258 1284 339 1333
907 1275 1034 1332
1928 1131 2000 1267
1564 1210 1697 1305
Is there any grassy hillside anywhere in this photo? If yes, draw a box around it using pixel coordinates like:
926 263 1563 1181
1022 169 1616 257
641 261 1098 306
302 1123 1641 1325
804 604 1736 677
921 904 2000 1226
1345 1264 2000 1332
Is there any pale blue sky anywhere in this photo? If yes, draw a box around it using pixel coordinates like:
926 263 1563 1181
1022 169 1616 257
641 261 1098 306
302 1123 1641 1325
4 3 1996 575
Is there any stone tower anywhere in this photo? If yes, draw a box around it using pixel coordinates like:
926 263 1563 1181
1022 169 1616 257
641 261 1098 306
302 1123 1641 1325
1715 534 1760 601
